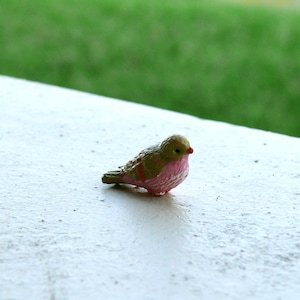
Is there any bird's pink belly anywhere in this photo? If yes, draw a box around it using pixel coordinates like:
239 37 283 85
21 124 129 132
123 156 189 195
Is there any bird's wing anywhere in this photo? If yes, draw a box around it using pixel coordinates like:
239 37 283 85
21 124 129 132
123 144 166 181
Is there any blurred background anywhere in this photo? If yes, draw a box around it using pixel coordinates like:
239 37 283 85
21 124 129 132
1 0 299 137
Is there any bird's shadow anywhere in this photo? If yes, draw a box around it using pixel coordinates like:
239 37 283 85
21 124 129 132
104 183 175 203
101 183 189 220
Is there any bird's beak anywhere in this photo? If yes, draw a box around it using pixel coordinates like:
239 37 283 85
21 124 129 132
187 147 193 154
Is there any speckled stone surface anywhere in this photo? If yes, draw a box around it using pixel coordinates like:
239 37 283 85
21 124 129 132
1 75 300 300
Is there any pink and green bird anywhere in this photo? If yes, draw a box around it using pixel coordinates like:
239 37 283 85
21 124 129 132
102 134 193 195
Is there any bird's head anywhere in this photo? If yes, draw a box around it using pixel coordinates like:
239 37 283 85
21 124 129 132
160 134 193 162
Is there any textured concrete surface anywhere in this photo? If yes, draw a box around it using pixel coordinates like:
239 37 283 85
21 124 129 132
1 75 300 300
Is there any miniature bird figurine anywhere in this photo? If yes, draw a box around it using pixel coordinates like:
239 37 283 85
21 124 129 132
102 134 193 195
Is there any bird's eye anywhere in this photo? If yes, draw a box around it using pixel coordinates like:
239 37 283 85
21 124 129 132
175 148 180 154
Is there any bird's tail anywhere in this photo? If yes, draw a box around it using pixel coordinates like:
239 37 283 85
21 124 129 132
102 170 124 184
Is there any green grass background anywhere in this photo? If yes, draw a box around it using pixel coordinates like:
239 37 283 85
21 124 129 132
1 0 300 136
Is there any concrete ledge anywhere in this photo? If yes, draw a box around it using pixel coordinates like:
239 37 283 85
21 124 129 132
1 75 300 299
